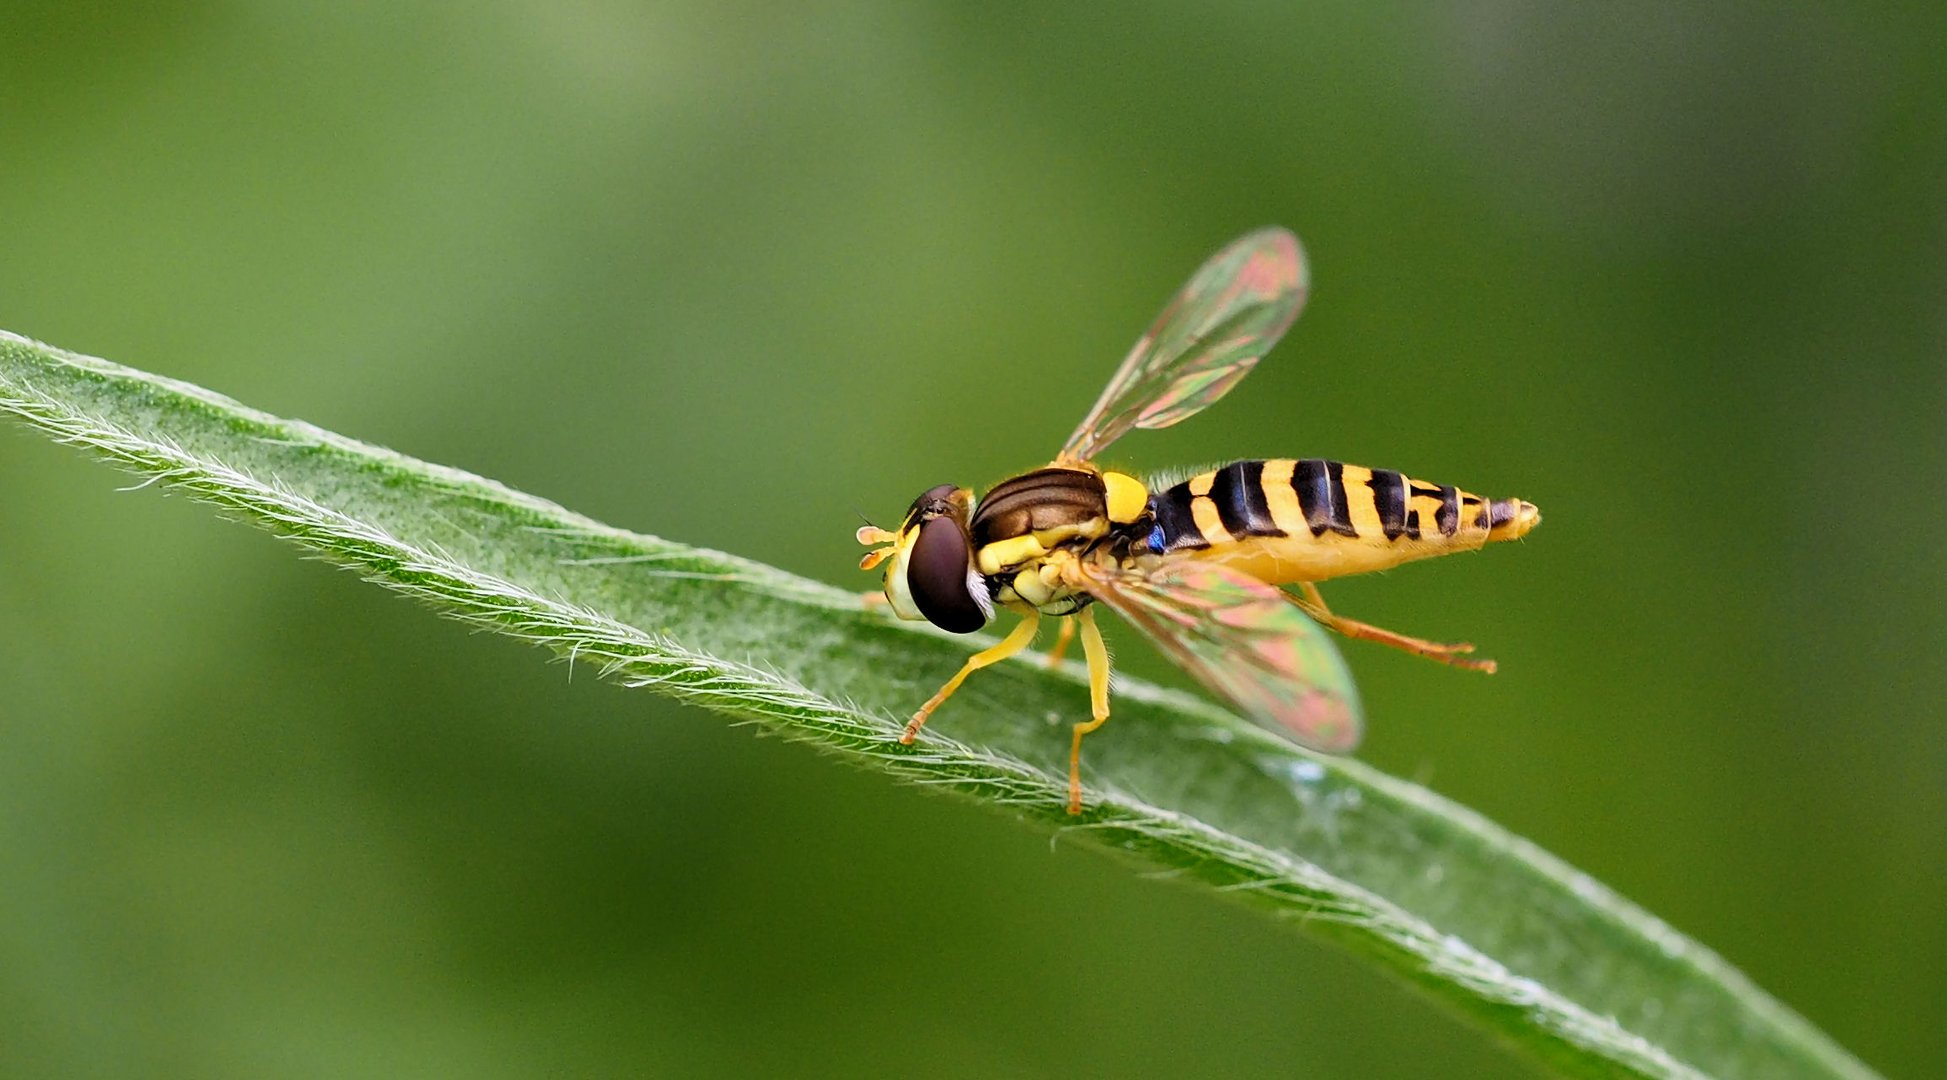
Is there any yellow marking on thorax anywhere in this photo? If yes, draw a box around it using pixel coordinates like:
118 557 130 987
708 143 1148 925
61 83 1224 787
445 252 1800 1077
1101 471 1149 524
977 534 1045 576
1035 519 1104 548
1004 549 1087 611
974 519 1106 576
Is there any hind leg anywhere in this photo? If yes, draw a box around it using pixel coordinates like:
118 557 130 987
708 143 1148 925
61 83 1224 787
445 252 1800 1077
1043 615 1078 668
1293 583 1496 673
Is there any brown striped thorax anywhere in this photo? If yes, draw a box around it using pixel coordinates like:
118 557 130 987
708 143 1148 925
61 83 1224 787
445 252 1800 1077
856 227 1541 815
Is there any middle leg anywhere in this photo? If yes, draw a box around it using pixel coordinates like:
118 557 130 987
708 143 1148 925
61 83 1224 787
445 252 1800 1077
1067 606 1113 815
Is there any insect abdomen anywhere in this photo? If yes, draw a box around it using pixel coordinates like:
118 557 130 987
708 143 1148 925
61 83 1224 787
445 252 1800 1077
1148 459 1537 584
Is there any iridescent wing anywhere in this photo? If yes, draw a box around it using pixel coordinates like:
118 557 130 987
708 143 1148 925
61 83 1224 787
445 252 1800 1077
1077 558 1362 752
1058 227 1309 465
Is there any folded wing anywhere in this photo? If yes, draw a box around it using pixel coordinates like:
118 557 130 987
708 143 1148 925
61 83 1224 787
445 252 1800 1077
1078 558 1362 753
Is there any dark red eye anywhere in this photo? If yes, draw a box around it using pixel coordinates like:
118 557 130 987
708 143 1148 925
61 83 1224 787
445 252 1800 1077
908 514 986 633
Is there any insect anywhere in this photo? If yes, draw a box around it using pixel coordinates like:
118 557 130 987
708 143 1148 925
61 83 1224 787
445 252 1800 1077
857 227 1539 814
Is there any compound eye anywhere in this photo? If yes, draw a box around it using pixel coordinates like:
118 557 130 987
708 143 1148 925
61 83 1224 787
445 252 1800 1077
908 514 987 634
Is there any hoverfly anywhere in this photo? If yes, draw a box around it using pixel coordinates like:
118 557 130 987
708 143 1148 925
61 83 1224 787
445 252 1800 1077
857 227 1539 814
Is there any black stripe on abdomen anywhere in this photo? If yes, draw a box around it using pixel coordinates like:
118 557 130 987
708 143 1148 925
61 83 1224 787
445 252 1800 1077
1150 486 1209 552
1368 469 1413 541
1293 459 1358 538
1431 485 1460 537
1210 461 1285 539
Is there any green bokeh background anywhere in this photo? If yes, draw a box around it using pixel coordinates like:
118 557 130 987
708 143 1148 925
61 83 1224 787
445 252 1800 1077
2 5 1941 1077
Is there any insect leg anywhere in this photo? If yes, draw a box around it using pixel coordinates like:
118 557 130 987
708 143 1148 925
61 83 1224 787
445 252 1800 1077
1043 616 1078 668
1293 583 1496 673
1067 606 1113 814
900 611 1042 744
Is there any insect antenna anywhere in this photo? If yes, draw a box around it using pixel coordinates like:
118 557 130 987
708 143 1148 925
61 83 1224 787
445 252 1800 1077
853 507 900 569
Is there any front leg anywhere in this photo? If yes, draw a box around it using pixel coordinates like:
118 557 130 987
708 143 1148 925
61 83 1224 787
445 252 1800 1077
901 611 1043 743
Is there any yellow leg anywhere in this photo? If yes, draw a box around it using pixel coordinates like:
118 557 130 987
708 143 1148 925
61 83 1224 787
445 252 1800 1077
1068 607 1113 814
1294 583 1496 674
901 611 1041 744
1043 616 1078 668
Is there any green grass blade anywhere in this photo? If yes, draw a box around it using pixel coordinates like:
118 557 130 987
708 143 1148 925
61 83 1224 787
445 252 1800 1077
0 330 1876 1080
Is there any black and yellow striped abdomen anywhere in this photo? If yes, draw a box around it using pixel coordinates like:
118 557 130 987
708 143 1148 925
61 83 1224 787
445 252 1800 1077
1147 459 1538 584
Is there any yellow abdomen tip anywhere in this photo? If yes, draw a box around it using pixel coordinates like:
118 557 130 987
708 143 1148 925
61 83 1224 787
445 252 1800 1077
1487 499 1540 541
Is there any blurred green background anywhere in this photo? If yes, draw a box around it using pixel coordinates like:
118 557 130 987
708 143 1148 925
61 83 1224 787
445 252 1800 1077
1 4 1940 1077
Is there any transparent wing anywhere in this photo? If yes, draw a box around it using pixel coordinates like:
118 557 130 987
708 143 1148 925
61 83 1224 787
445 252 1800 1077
1079 558 1362 752
1058 227 1310 465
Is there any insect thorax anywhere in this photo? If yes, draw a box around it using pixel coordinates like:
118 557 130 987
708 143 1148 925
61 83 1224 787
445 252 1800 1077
968 467 1153 614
